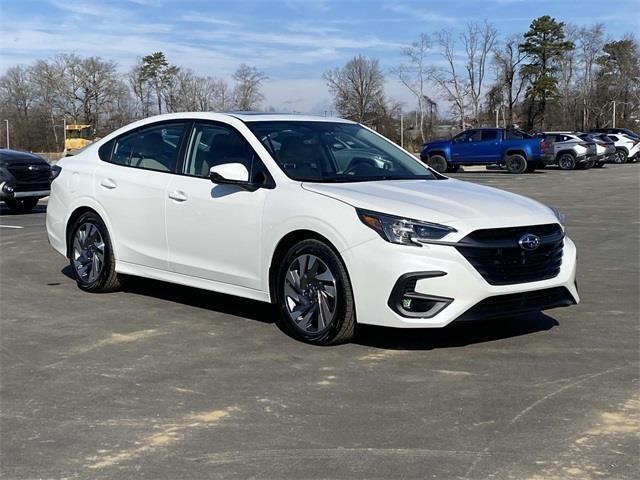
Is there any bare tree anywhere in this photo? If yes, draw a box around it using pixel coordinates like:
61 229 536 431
432 30 469 129
324 55 386 124
463 21 498 125
492 35 527 126
576 23 605 128
233 64 267 111
392 33 435 141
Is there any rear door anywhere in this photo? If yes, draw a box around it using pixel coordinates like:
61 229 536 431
94 121 188 270
476 129 500 163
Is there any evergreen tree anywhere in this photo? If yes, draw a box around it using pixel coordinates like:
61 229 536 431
519 16 574 129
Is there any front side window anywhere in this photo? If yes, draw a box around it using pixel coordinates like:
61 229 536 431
248 121 436 182
184 123 254 177
110 123 186 172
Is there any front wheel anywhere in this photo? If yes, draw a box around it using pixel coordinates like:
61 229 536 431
426 155 448 174
276 239 356 345
69 211 122 292
4 197 39 213
505 154 527 174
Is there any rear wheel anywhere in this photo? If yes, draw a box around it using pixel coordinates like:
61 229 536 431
613 149 628 164
446 164 460 173
276 239 355 345
69 212 122 292
558 153 576 170
525 162 538 173
505 154 527 174
427 155 448 173
4 197 39 213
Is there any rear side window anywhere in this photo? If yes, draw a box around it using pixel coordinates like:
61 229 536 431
608 135 619 142
505 130 526 140
108 123 187 173
481 130 497 141
98 140 114 161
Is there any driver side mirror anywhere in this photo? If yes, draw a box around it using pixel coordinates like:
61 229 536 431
209 163 257 190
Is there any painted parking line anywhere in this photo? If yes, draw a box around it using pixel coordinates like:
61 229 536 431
0 225 25 229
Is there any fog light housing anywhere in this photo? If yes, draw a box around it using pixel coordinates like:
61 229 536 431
388 272 453 318
1 182 14 197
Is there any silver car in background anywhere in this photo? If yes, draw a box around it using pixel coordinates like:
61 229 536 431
540 132 597 170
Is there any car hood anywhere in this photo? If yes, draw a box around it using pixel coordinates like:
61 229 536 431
422 139 450 150
0 150 49 167
302 179 558 230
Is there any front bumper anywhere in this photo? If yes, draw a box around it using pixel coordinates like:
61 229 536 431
0 181 50 200
343 236 579 328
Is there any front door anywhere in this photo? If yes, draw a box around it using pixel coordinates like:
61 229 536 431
451 130 481 162
165 121 268 290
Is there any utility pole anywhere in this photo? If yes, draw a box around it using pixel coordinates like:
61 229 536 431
495 107 499 128
4 120 8 149
400 112 404 148
612 101 616 128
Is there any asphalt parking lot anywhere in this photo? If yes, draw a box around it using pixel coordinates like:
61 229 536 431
1 164 638 480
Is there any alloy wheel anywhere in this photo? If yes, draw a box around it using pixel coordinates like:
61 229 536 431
72 222 105 284
283 254 337 334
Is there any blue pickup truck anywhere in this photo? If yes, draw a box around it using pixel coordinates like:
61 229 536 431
420 128 545 174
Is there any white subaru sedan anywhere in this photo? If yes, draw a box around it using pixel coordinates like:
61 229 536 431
46 113 579 345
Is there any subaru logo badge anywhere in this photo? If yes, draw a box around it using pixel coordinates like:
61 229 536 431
518 233 541 251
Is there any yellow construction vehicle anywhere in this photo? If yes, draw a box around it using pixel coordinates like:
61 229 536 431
64 124 94 152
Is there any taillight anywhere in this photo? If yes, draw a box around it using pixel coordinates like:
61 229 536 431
50 164 62 180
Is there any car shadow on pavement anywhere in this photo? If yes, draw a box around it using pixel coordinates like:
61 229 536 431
0 204 47 215
61 266 559 347
355 313 559 350
60 266 277 325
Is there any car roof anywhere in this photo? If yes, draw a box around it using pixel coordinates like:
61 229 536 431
226 112 355 124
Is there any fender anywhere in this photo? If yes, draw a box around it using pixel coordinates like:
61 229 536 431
64 196 121 260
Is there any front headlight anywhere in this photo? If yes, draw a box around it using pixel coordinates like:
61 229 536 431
547 205 566 225
357 209 456 247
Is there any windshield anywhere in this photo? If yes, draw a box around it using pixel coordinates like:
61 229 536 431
247 121 436 182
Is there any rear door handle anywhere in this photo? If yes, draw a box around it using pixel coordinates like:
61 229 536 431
168 190 188 202
100 178 117 189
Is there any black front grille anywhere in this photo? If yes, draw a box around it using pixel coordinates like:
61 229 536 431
8 164 51 183
455 224 564 285
456 287 575 322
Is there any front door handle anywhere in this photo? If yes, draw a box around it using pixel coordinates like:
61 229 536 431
168 190 188 202
100 178 117 189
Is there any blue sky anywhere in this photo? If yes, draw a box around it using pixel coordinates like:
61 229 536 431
1 0 638 113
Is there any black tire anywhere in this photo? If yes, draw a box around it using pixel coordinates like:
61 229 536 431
4 197 39 213
595 161 605 168
68 211 122 293
427 155 448 173
505 154 527 174
446 164 460 173
525 162 538 173
275 239 356 345
558 153 576 170
613 149 628 164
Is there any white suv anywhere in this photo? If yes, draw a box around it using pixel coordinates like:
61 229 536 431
606 134 640 163
46 113 579 345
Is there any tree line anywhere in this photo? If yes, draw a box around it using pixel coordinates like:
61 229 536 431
0 52 267 151
325 16 639 149
1 15 638 152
